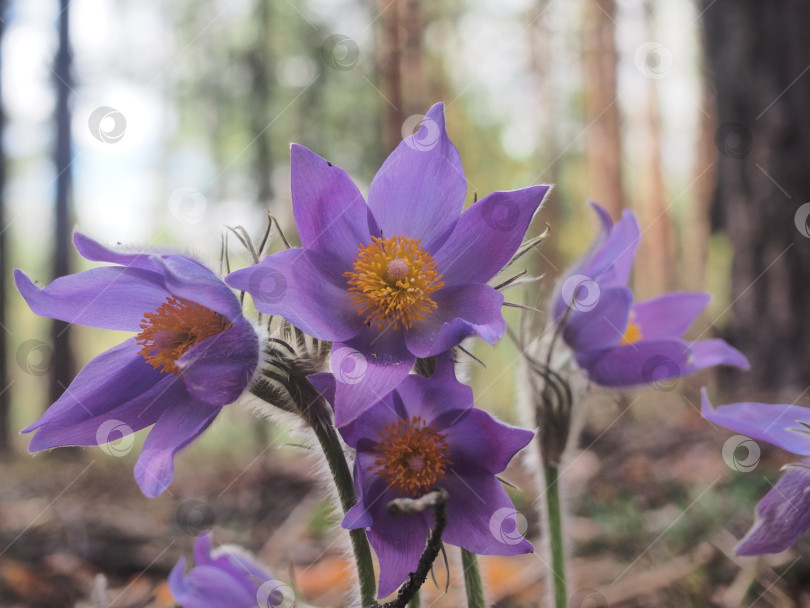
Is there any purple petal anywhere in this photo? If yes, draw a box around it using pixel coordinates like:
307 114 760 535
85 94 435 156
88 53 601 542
177 318 259 406
430 186 551 285
290 144 373 272
226 248 363 342
562 286 633 353
689 338 750 371
582 207 640 287
631 291 710 339
193 531 215 565
392 360 474 426
330 335 414 426
580 339 691 387
134 397 221 497
14 267 168 332
23 339 170 448
404 283 506 358
552 204 639 320
440 471 533 556
368 103 466 247
701 390 810 456
158 256 242 321
338 392 400 449
368 513 428 598
170 564 258 608
444 409 533 475
73 232 167 273
736 461 810 555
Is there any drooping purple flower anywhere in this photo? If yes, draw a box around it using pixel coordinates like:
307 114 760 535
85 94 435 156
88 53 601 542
15 233 259 497
227 102 550 425
311 354 533 598
702 389 810 555
169 531 292 608
553 203 748 387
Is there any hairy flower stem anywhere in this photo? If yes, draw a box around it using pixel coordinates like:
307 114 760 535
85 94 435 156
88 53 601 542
543 463 568 608
460 549 485 608
311 419 377 605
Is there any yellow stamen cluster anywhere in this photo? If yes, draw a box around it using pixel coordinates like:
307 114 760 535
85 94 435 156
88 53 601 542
619 312 643 345
344 236 444 331
372 416 451 497
136 296 232 375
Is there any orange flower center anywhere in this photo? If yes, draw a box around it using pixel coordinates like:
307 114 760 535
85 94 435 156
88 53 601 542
619 312 643 345
372 416 451 497
343 236 444 331
136 296 232 375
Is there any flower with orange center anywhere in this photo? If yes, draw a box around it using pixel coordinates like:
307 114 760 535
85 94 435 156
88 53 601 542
344 236 444 331
319 353 534 598
372 416 450 497
136 296 233 375
227 102 551 425
16 233 259 498
618 312 642 346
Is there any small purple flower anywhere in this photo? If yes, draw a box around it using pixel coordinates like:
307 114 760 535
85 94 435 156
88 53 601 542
702 389 810 555
227 102 550 425
170 532 292 608
15 233 259 497
554 203 748 387
311 354 533 597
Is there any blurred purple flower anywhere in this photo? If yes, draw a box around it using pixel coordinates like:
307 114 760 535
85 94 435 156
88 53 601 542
170 532 291 608
702 389 810 555
553 203 748 387
311 354 533 598
227 102 550 425
15 233 259 497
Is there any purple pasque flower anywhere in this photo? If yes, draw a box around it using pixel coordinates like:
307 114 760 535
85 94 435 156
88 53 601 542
311 353 533 598
702 389 810 555
15 233 259 497
170 531 292 608
226 102 550 425
553 202 748 387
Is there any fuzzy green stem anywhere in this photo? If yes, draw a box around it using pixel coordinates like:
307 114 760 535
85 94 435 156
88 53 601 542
460 548 485 608
544 463 567 608
312 420 377 605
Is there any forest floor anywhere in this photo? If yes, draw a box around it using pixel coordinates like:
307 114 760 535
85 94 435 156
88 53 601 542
1 386 809 608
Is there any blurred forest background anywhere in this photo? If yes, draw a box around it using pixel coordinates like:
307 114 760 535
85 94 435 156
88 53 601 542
1 0 810 606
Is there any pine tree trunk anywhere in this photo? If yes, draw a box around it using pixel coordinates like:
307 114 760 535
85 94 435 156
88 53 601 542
703 0 810 400
50 0 75 409
584 0 624 220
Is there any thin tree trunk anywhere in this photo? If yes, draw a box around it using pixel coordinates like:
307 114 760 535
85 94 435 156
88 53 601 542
584 0 624 220
378 0 403 152
248 0 273 206
634 0 675 298
399 0 427 118
0 0 10 453
683 71 716 292
50 0 75 409
703 0 810 400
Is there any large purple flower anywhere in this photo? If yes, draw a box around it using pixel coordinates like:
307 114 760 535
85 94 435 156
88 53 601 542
170 531 292 608
311 354 533 597
553 203 748 387
702 389 810 555
227 102 549 425
15 233 259 497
